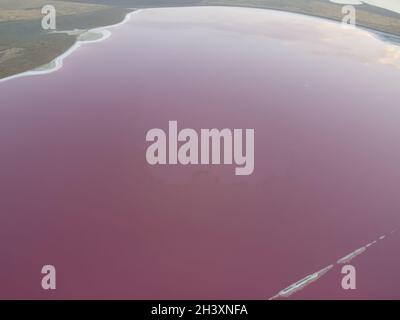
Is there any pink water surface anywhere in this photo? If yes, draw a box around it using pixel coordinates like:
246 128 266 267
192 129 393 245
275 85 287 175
1 7 400 299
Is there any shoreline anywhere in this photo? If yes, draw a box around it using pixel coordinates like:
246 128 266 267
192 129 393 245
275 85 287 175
1 5 399 84
0 9 139 84
201 3 400 43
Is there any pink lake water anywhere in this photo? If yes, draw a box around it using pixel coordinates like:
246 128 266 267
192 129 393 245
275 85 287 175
1 7 400 299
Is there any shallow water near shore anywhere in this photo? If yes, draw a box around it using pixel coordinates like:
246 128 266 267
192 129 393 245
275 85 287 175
1 7 400 299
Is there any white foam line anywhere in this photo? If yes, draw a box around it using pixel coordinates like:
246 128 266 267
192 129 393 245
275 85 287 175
337 247 366 264
337 233 391 264
0 9 140 84
269 228 399 299
269 265 333 300
336 230 397 266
